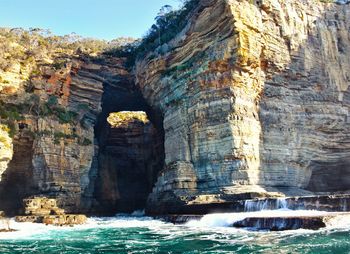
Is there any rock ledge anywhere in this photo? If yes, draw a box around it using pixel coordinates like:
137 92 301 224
15 197 87 226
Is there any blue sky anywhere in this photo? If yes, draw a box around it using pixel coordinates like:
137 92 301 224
0 0 181 40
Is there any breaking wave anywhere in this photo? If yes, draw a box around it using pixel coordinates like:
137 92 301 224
1 209 350 253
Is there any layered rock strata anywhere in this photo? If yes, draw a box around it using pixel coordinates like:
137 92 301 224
0 30 135 214
15 197 87 226
135 0 350 214
1 0 350 216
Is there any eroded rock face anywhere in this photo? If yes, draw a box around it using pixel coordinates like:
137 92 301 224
92 111 163 214
135 0 350 214
0 29 164 215
0 57 103 214
15 197 86 226
0 31 133 214
22 197 65 216
0 126 12 180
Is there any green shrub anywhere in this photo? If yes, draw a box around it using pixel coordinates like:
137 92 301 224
37 130 52 137
30 69 41 76
52 60 66 70
77 103 90 112
41 96 78 124
103 0 199 68
47 95 58 107
78 137 92 146
7 122 17 138
56 109 78 124
0 103 25 121
0 123 16 139
136 0 199 58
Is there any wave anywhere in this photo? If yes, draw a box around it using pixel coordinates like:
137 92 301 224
0 213 170 240
185 209 350 230
1 209 350 241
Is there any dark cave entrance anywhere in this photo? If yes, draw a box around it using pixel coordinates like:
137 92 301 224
90 83 164 215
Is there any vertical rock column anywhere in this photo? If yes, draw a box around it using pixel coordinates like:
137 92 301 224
137 0 267 214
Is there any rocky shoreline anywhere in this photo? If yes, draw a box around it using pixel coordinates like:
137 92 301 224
0 194 349 231
156 212 350 231
154 194 350 230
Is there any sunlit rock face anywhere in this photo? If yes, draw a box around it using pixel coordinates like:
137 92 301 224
0 31 128 214
15 197 87 226
136 0 350 214
0 125 12 180
0 28 164 215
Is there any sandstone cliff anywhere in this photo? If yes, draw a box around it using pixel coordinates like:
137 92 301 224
1 0 350 216
135 0 350 214
0 29 163 215
0 29 129 214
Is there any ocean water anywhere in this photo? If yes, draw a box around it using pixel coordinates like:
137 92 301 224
1 210 350 254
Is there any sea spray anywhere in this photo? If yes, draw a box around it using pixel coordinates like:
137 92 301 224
185 210 334 228
1 213 350 253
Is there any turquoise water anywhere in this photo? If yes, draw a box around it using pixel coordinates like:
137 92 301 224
1 212 350 254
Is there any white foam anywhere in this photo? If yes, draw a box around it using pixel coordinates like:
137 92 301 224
86 215 167 229
1 209 350 240
0 214 169 240
0 219 58 240
186 210 334 228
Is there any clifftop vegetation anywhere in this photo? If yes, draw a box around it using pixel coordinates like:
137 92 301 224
0 0 199 72
103 0 199 68
0 27 134 69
